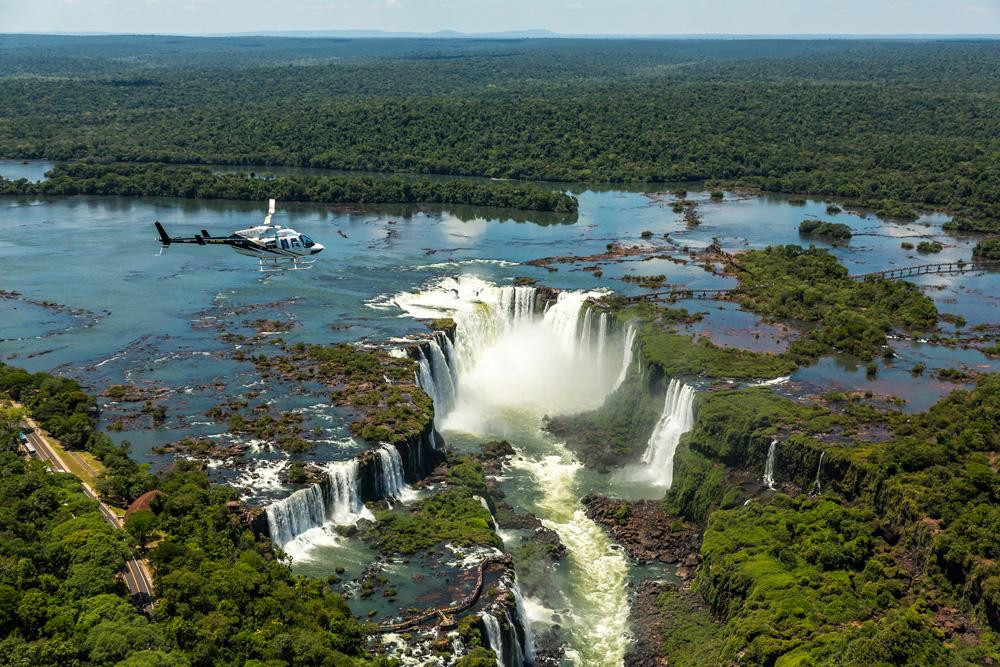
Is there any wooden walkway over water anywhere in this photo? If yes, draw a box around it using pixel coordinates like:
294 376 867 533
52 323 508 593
375 554 511 634
626 261 1000 303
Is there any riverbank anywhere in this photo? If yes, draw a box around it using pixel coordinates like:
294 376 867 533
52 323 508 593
0 162 579 213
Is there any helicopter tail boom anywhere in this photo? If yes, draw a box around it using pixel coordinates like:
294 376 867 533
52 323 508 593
154 221 208 246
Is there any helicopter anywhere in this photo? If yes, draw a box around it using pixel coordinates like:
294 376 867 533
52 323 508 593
154 199 324 271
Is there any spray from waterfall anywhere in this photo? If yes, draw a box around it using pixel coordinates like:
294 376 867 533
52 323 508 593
763 439 778 490
635 379 696 488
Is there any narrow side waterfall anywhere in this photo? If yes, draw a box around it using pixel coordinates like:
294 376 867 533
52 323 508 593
611 324 637 393
481 612 505 667
512 577 536 663
811 451 825 495
636 379 696 488
505 608 526 667
763 439 778 490
415 334 458 424
265 459 372 553
376 445 414 501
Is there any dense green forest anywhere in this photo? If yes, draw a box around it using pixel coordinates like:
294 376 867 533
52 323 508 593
0 365 381 666
1 36 1000 227
0 362 155 506
660 376 1000 664
0 163 578 213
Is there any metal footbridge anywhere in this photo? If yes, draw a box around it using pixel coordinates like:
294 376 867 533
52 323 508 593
627 261 1000 303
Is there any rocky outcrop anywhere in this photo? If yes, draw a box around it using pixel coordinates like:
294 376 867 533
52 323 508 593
582 495 700 577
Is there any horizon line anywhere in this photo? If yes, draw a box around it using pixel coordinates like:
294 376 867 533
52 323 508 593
4 30 1000 40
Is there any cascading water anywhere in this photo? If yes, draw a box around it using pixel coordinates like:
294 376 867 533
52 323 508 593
763 439 778 490
376 445 414 502
266 483 328 548
635 379 696 488
505 608 526 667
415 335 457 424
391 275 632 666
481 612 505 667
512 576 536 663
265 459 372 558
597 312 608 368
611 324 637 393
811 451 825 495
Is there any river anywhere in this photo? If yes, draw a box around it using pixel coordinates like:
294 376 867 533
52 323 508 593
1 171 996 665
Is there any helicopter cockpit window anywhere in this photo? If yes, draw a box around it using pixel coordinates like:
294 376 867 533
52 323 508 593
291 237 301 248
299 235 315 248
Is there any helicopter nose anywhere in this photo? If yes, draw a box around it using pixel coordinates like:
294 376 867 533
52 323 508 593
310 243 324 255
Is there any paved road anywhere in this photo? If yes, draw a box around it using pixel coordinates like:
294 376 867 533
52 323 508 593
20 417 155 614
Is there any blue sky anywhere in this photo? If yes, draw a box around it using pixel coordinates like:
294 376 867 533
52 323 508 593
2 0 999 36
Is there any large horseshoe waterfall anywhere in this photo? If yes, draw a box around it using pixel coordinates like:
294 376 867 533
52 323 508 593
394 276 639 666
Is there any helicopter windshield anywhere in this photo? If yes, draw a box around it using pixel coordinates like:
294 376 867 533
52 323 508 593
299 235 316 248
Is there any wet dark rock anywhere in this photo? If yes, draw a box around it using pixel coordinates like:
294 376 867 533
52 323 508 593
154 436 248 460
582 494 700 571
625 580 701 667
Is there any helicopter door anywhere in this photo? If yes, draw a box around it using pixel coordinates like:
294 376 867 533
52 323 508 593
290 237 302 252
280 238 289 251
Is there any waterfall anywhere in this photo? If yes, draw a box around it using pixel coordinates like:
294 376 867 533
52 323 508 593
611 324 637 393
505 608 526 667
388 276 632 664
637 379 696 488
481 612 505 667
265 484 327 548
415 347 438 406
265 459 369 548
811 451 825 495
543 291 590 351
579 307 594 359
763 439 778 490
376 445 413 501
596 312 608 369
392 276 622 425
415 335 458 425
499 285 536 325
512 576 536 664
440 333 460 393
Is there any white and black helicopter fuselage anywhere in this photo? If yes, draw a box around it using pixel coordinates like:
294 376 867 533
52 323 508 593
154 199 324 271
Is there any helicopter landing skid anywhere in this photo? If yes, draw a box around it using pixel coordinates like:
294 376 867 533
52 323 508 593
258 257 316 272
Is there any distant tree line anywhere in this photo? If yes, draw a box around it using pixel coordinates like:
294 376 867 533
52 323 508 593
2 38 1000 228
0 163 578 213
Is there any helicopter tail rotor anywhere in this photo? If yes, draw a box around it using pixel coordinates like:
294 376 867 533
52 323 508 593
154 221 172 246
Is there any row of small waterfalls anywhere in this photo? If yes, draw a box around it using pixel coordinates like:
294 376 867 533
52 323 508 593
263 276 701 666
265 436 433 559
